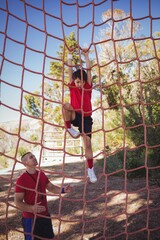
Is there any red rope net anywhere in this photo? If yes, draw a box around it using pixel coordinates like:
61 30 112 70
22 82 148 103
1 0 160 239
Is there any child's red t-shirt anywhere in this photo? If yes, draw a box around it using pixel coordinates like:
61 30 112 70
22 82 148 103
69 81 92 116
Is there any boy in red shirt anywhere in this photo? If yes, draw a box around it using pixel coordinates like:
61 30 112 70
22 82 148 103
62 49 97 183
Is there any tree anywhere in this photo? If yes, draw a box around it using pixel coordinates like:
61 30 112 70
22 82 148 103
94 9 160 174
22 92 42 118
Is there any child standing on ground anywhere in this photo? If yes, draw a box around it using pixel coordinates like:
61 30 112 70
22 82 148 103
62 49 97 183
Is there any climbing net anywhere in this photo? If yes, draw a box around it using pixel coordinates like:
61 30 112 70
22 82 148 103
1 0 160 239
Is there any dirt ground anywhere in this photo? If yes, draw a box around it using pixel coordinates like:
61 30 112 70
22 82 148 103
0 158 160 240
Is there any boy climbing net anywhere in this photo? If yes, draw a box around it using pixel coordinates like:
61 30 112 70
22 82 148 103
62 49 97 183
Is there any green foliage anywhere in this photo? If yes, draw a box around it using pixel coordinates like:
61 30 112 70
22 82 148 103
98 147 146 178
147 147 160 168
94 9 160 177
102 81 120 109
105 150 124 175
50 61 63 79
18 146 29 158
0 155 8 168
50 32 80 81
52 105 63 125
30 134 38 142
147 147 160 186
22 93 42 117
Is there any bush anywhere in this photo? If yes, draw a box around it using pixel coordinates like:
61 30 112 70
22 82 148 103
98 147 147 178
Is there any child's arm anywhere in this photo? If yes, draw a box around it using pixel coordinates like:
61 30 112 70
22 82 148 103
68 52 73 84
82 49 92 85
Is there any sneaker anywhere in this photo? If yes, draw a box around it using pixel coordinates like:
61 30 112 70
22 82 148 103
67 127 80 138
87 167 97 183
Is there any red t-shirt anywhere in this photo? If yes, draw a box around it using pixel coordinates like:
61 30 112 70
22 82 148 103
15 170 49 218
69 81 92 116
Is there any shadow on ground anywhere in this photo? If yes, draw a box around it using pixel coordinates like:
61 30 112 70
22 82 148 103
0 159 160 240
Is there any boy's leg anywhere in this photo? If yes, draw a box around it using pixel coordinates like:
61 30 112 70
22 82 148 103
62 103 80 138
83 135 97 183
62 103 74 124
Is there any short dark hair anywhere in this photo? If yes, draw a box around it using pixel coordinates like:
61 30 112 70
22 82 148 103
72 69 87 82
21 152 31 161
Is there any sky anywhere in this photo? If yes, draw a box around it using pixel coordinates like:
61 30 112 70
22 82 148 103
0 0 160 123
